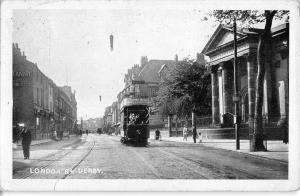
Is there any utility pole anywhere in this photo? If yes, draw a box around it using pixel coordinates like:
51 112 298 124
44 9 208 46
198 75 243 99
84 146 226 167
233 17 240 150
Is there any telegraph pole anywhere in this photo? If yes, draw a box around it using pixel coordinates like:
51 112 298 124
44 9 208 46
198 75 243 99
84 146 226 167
233 17 240 150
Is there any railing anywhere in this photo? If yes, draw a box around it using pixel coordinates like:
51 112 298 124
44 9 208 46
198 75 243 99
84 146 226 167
169 116 213 129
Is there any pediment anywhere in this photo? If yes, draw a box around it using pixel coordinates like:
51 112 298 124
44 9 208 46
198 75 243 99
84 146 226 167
202 25 245 55
216 31 241 47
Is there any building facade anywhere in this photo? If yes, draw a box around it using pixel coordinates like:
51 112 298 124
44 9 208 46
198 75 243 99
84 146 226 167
202 23 289 127
117 56 176 128
13 43 77 140
103 106 113 133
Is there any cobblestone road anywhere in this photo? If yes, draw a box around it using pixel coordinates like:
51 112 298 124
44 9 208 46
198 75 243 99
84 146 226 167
13 134 288 179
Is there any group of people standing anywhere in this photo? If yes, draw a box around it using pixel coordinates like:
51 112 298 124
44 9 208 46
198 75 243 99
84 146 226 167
154 125 203 143
183 125 203 143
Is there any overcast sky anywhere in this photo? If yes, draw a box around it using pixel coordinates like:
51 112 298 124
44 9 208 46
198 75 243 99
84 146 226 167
12 8 286 119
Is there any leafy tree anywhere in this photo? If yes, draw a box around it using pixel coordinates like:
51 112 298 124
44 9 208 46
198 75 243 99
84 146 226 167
211 10 289 151
155 58 211 132
154 89 176 136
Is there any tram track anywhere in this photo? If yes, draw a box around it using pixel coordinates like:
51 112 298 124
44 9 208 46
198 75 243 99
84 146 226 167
16 137 95 179
156 147 262 179
15 140 85 179
61 140 95 179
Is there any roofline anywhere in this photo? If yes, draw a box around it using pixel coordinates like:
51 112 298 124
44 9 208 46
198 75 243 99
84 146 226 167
201 24 246 54
204 36 248 56
138 59 174 79
201 23 288 55
201 24 223 54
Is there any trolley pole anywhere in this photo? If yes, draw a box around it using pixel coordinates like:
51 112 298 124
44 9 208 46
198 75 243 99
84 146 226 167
233 17 240 150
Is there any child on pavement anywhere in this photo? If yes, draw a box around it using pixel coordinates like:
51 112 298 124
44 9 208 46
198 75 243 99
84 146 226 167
183 125 188 141
198 132 203 143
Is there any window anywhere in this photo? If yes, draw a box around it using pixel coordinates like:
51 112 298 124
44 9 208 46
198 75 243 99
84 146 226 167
37 88 39 105
275 60 281 68
36 117 39 127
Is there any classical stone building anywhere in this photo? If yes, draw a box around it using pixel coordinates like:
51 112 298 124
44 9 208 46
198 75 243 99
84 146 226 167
13 43 77 140
202 23 289 127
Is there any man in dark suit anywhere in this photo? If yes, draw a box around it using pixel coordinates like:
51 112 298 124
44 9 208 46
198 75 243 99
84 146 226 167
20 124 32 159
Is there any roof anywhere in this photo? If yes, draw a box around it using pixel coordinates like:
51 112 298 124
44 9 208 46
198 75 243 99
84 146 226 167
201 24 247 54
138 60 175 83
201 23 288 55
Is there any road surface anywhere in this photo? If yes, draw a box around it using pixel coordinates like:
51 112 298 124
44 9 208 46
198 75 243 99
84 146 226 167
13 134 288 179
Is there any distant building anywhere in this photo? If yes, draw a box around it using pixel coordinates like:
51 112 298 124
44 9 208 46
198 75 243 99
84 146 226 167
13 43 77 140
83 118 103 132
103 106 113 133
202 23 289 127
111 101 119 127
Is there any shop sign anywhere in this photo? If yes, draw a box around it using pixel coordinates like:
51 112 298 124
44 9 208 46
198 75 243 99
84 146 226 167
13 71 32 77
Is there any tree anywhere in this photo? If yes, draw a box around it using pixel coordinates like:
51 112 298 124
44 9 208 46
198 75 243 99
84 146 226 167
154 88 176 136
155 58 211 132
211 10 289 151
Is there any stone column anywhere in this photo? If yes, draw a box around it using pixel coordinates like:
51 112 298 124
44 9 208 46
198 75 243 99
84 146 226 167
278 81 286 119
247 55 256 121
222 62 233 114
241 99 245 122
218 66 224 124
211 66 219 125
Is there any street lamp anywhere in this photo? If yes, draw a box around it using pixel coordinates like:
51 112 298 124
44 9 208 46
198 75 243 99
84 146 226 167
233 17 240 150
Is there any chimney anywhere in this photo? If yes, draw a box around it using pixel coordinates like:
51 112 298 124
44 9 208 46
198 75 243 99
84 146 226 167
140 56 148 68
22 51 26 60
12 43 16 55
196 53 205 65
174 54 178 63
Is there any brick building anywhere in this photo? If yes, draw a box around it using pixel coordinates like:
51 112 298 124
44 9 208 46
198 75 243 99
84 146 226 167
13 43 77 140
117 56 176 128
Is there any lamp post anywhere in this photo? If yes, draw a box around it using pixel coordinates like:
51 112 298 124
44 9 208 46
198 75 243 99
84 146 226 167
233 17 240 150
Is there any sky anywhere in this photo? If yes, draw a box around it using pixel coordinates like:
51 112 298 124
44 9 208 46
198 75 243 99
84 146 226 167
12 8 287 120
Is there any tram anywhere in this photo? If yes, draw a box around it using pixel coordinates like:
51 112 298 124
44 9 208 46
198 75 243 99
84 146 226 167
120 98 150 146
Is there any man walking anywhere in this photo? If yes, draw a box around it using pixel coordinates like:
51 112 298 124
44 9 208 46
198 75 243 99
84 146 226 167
155 129 161 140
192 126 197 143
20 124 31 159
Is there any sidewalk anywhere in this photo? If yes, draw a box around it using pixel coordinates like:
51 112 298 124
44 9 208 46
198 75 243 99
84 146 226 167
15 134 78 146
13 135 83 177
15 138 52 147
155 134 288 163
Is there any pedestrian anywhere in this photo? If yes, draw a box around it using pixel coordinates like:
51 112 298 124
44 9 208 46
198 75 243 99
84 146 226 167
155 129 161 140
183 125 188 141
277 118 288 144
198 132 203 143
53 130 58 141
20 124 31 160
192 126 197 143
136 129 142 146
86 129 89 136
